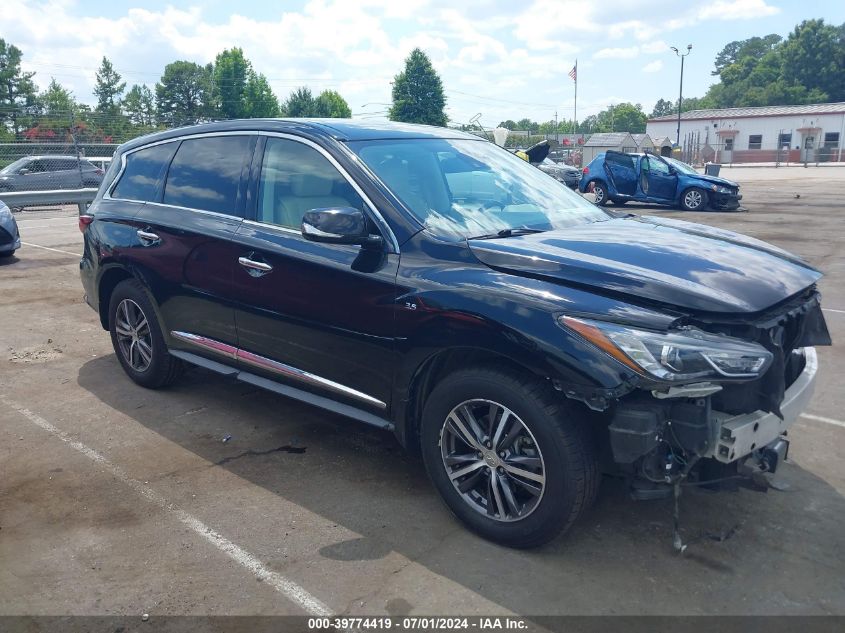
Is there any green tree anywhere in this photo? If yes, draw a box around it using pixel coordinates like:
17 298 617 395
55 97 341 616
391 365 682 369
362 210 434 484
213 47 250 119
314 90 351 118
38 78 76 115
24 78 77 141
156 61 213 127
649 98 676 118
497 119 517 130
0 38 38 136
781 19 844 102
123 84 156 127
94 57 126 111
389 48 446 126
284 86 316 117
516 118 534 131
244 72 280 118
593 103 646 133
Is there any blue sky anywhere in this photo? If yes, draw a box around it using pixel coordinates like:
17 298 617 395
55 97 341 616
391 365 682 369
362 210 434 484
3 0 844 125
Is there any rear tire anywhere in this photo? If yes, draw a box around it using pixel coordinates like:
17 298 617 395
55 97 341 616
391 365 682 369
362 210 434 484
681 187 707 211
420 366 599 548
591 181 610 206
108 279 183 389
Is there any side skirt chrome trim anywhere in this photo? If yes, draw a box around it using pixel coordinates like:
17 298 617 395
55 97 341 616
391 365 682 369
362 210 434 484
170 330 387 410
171 331 237 359
168 349 393 431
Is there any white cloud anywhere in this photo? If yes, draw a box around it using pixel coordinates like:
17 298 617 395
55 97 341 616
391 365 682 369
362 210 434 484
642 60 664 73
697 0 780 20
640 40 670 55
0 0 787 127
593 46 640 60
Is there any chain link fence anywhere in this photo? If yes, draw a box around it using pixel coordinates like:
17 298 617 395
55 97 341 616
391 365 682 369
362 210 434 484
0 110 128 196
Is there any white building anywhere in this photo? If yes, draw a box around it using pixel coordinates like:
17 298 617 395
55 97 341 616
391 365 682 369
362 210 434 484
647 102 845 164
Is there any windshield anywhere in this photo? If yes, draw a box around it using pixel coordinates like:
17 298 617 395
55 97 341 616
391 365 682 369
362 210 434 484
0 157 29 175
349 138 606 240
664 157 698 175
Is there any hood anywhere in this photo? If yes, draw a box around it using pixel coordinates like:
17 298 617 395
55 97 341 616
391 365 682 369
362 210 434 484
686 173 739 188
468 215 821 314
542 163 579 174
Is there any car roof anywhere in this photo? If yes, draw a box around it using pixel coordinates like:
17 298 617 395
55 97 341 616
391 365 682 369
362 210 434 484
119 118 480 153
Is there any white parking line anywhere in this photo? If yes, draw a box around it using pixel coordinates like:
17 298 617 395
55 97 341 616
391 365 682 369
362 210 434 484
21 242 79 257
800 413 845 429
0 396 333 617
823 308 845 315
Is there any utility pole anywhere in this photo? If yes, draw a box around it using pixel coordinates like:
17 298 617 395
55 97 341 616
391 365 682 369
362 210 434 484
671 44 692 147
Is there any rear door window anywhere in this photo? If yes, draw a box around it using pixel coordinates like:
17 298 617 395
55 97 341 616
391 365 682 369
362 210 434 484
163 135 252 215
111 142 178 202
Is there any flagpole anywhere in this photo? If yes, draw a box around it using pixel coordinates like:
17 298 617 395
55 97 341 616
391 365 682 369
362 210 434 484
574 59 578 134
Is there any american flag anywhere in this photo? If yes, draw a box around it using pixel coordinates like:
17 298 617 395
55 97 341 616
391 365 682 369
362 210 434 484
568 65 577 81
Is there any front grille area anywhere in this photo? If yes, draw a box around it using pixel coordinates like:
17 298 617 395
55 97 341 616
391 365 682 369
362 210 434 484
702 291 830 416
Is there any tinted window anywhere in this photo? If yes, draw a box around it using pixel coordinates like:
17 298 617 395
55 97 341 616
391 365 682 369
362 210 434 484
163 136 251 214
257 137 364 229
112 142 177 202
748 135 762 150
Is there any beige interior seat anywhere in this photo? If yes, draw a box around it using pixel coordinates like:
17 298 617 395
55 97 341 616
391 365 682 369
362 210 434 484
275 174 350 228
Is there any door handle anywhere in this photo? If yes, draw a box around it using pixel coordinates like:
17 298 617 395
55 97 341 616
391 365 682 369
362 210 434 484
238 255 273 277
136 229 161 245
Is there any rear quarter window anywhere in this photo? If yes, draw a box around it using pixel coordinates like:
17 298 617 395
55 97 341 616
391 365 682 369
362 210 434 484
111 142 178 202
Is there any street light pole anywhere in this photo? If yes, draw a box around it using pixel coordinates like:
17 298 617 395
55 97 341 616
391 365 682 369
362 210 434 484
671 44 692 148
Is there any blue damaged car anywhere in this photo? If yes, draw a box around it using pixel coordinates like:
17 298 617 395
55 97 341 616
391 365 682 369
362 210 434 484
579 151 742 211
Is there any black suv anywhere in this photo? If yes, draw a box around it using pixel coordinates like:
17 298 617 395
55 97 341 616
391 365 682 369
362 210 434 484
80 120 830 548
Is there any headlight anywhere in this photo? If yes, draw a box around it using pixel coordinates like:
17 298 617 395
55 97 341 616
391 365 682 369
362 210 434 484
559 316 772 382
710 184 732 194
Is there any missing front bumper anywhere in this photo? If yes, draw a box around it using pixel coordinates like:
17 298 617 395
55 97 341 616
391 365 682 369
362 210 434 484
709 347 817 463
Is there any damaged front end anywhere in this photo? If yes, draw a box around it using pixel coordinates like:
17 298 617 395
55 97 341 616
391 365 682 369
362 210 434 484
562 291 831 501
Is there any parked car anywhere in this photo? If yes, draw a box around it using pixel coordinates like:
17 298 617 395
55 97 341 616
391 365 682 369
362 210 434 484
0 155 104 192
80 120 830 548
538 157 582 189
579 151 742 211
0 200 21 257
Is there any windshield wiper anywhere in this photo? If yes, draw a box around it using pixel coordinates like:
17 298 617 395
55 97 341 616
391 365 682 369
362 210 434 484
467 227 547 240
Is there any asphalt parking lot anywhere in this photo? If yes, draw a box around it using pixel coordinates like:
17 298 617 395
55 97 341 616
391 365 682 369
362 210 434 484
1 165 844 618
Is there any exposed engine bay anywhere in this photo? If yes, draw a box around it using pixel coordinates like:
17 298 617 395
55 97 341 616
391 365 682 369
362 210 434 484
601 292 831 550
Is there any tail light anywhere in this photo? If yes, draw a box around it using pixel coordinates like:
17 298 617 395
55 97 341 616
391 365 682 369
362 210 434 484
582 166 589 174
79 214 94 233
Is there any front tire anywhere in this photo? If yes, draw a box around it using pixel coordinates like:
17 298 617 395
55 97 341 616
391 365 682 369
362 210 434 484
681 187 707 211
420 367 599 548
591 181 609 206
108 279 183 389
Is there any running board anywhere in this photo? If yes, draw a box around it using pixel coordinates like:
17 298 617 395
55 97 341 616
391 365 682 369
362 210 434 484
169 349 394 431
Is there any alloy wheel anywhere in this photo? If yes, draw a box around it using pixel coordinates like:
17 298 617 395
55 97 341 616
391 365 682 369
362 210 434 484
684 189 703 209
115 298 153 372
440 399 546 522
593 185 605 204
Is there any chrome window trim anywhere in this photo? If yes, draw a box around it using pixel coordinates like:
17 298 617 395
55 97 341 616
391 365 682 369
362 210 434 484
242 218 300 235
170 330 386 410
256 131 400 253
104 131 258 203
